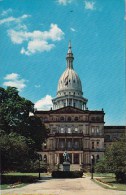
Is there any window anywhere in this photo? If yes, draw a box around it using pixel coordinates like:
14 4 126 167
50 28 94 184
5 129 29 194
105 135 111 141
74 103 76 107
61 128 64 133
75 128 78 132
96 127 99 134
68 128 71 133
75 117 78 121
68 117 71 121
96 154 99 162
74 154 79 164
96 141 99 148
74 141 79 149
91 127 95 134
92 142 94 149
67 141 72 149
43 155 47 162
59 140 65 148
60 117 64 121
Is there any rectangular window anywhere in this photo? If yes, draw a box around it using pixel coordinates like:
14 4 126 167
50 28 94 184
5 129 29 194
91 127 95 134
74 154 79 164
96 141 99 148
68 128 71 133
75 128 78 132
92 142 94 149
96 127 99 134
61 128 64 133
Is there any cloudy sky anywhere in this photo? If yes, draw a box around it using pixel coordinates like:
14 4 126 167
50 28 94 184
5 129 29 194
0 0 125 125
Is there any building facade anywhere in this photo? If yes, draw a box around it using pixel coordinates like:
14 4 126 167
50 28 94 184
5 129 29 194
35 42 125 170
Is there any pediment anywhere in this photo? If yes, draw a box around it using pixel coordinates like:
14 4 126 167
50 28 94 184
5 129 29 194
52 106 86 114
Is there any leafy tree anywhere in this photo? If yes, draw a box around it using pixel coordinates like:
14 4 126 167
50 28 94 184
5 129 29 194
0 87 34 133
95 138 126 183
0 132 29 172
95 157 108 173
0 87 48 172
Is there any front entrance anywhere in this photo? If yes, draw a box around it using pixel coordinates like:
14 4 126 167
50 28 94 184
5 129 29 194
74 153 79 164
59 153 80 164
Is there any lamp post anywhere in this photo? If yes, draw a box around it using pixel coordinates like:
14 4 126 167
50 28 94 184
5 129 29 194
91 155 94 179
38 154 42 180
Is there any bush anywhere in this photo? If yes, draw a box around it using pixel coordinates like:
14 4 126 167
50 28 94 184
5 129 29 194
1 175 38 184
115 172 126 183
52 171 83 178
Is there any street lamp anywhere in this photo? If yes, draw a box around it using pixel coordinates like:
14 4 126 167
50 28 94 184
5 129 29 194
91 155 94 179
37 154 42 180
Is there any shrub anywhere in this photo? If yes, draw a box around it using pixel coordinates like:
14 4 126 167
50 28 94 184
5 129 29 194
1 175 38 184
52 171 83 178
115 172 126 183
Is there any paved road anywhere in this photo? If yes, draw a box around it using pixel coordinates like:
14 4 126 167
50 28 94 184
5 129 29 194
2 176 126 195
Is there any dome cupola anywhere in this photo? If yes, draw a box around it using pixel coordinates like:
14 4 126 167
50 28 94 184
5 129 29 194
52 42 88 110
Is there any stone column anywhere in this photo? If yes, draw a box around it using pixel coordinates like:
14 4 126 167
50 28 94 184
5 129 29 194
72 153 74 164
72 98 73 107
79 153 81 164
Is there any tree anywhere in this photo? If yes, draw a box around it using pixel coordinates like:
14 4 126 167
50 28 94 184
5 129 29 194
0 132 30 172
0 87 48 173
95 158 108 173
0 87 34 134
95 138 126 183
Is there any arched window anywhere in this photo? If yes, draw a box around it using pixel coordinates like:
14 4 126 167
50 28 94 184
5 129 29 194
60 117 64 121
68 117 71 121
75 117 78 121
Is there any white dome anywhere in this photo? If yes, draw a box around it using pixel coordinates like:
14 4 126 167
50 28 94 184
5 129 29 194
57 68 82 94
52 41 88 110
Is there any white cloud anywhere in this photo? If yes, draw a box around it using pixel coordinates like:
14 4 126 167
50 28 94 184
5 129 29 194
21 40 55 55
70 27 76 32
57 0 73 6
3 73 26 91
35 95 53 110
0 14 31 25
1 8 12 16
4 73 19 80
8 23 64 55
84 1 95 10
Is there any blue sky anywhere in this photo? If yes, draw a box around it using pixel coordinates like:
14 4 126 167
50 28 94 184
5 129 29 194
0 0 125 125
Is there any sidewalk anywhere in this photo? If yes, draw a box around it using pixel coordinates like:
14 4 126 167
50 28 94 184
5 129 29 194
1 176 126 195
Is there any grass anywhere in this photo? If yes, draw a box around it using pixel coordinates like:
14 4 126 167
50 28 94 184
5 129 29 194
1 183 27 190
1 172 50 190
91 173 126 191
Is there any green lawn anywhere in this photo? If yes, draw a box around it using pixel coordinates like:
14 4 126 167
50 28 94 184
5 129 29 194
1 183 27 190
93 175 126 191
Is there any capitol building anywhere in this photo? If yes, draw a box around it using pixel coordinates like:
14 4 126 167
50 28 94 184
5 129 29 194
35 42 125 170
